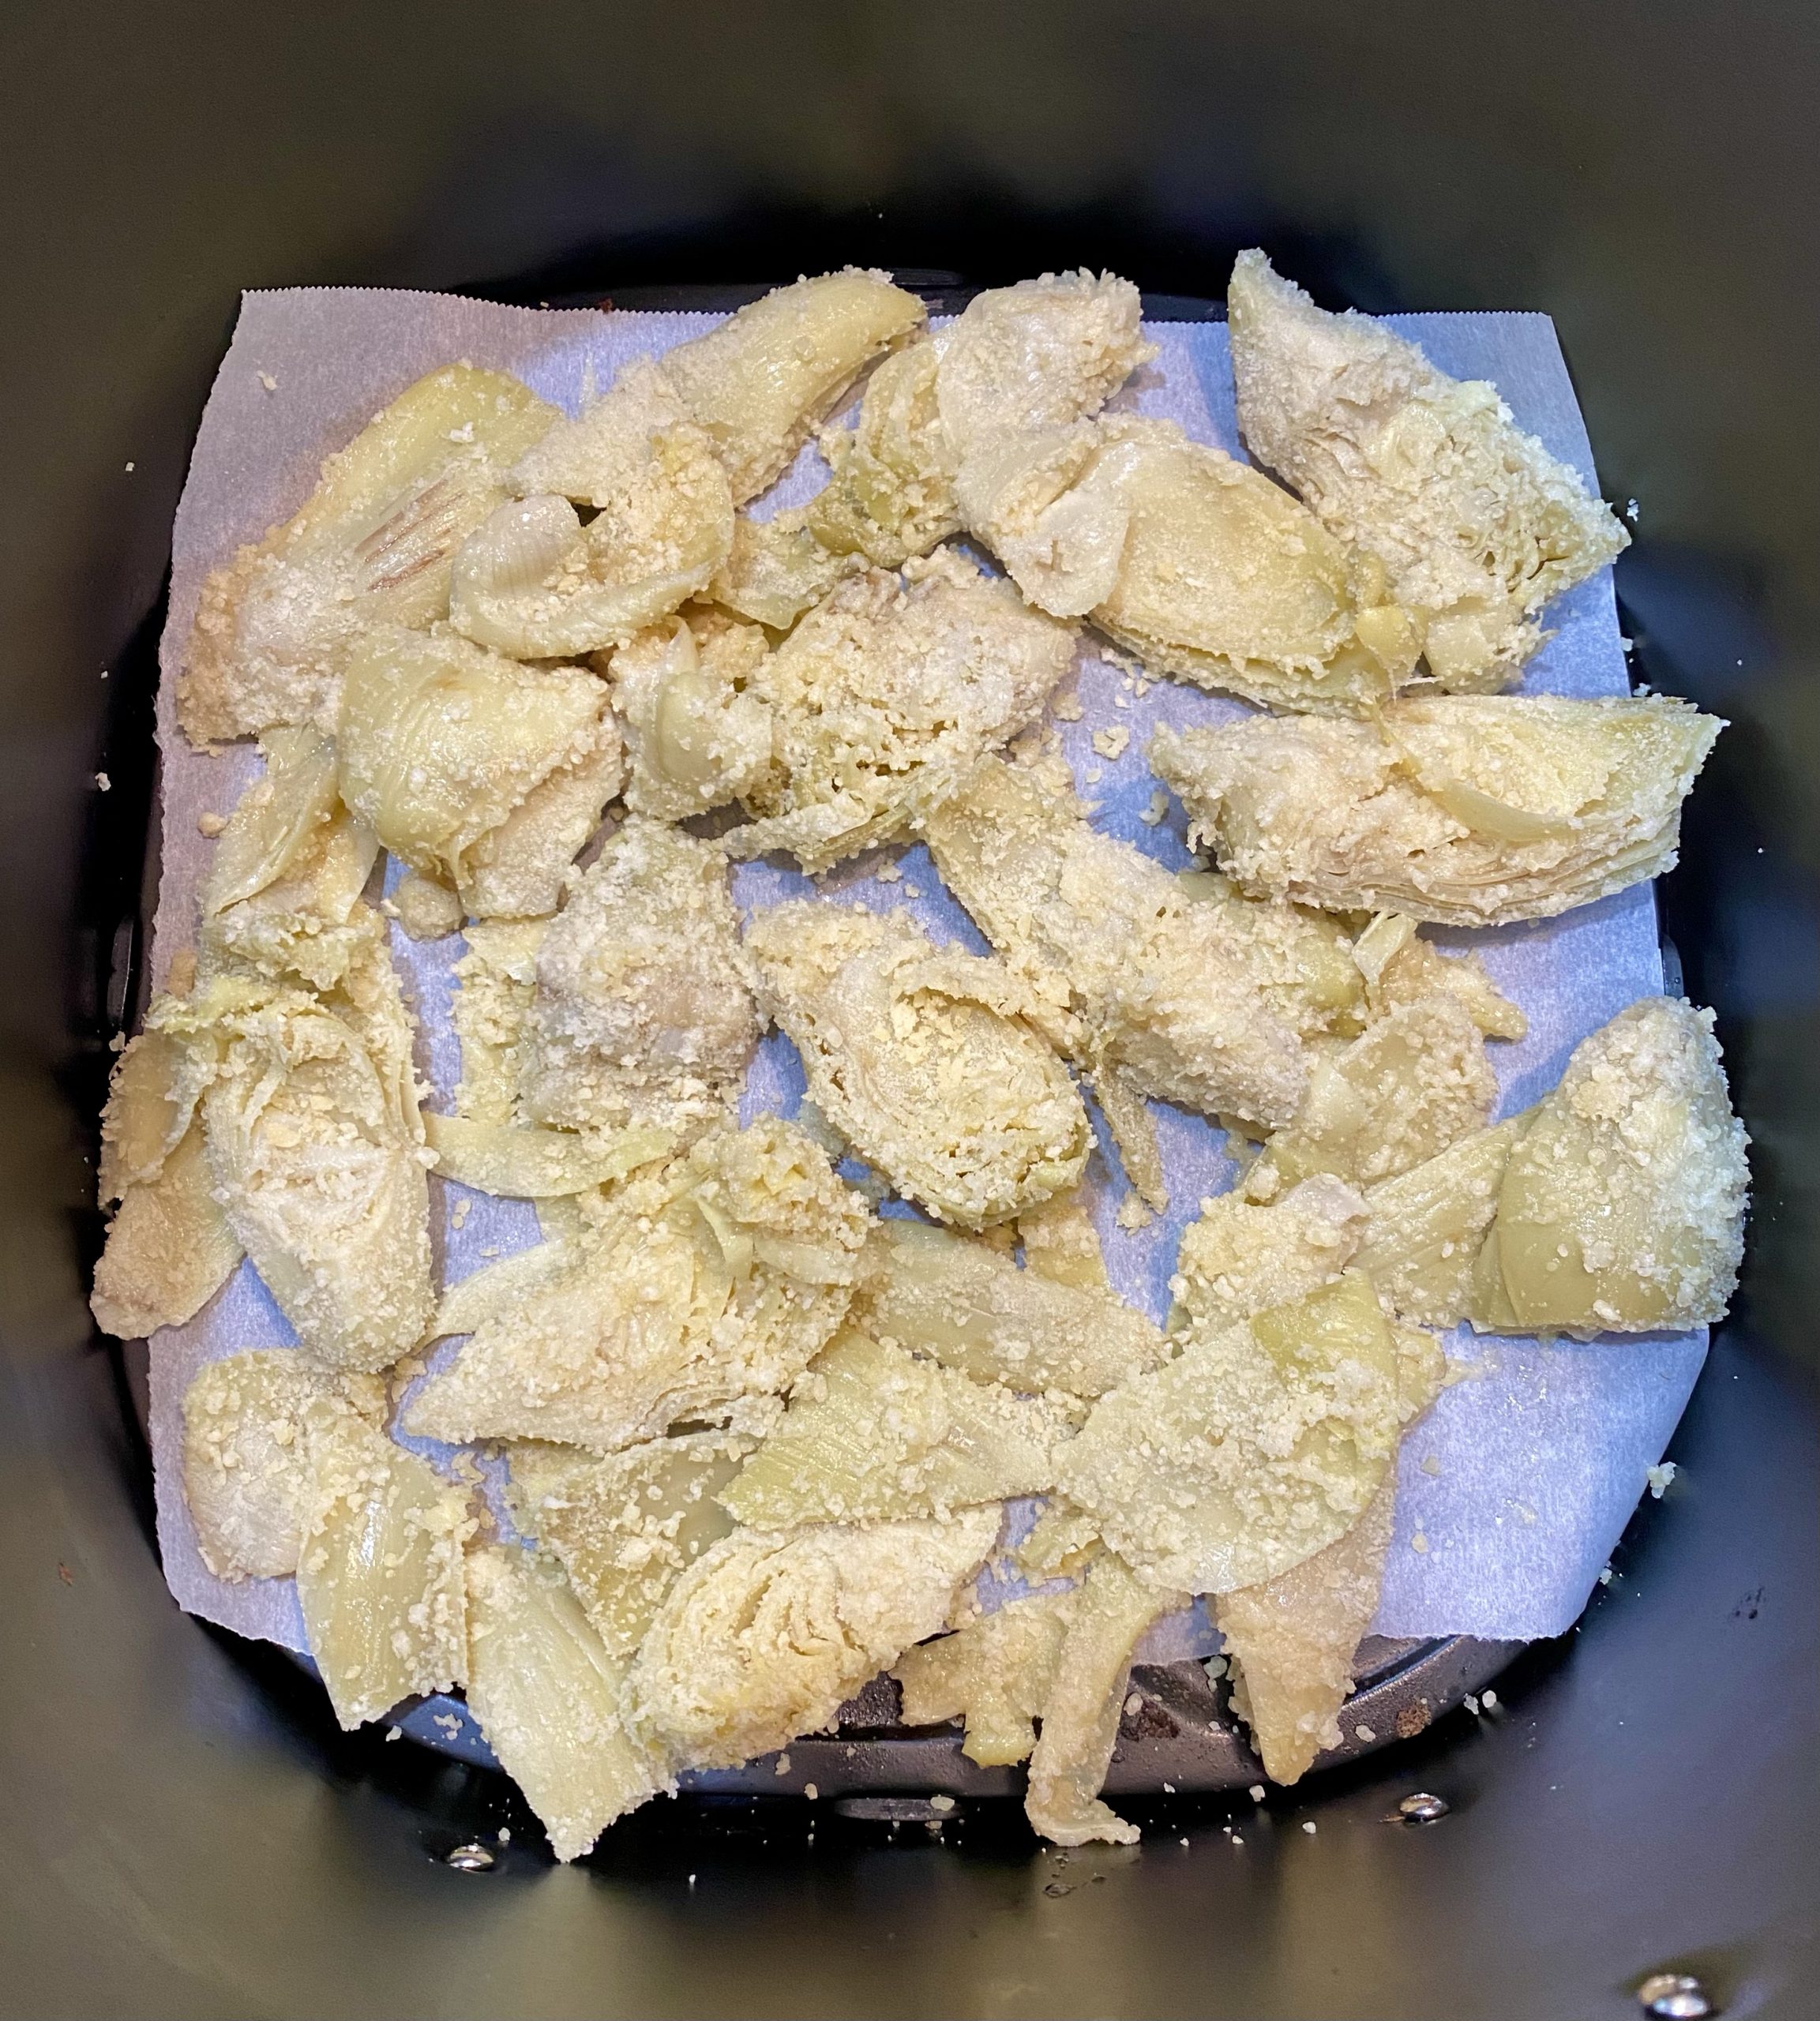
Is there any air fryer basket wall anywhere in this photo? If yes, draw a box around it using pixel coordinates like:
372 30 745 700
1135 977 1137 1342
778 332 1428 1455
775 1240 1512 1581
2 5 1814 2017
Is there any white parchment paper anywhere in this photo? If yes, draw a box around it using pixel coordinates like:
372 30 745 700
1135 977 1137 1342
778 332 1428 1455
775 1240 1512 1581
146 287 1701 1659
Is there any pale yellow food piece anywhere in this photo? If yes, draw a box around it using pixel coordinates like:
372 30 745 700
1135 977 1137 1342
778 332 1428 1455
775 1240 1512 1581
718 1330 1072 1527
1480 996 1748 1332
1351 912 1526 1040
1227 249 1630 691
96 1027 198 1202
921 756 1334 1142
893 1586 1077 1765
1015 1192 1112 1292
1015 1498 1103 1580
388 871 465 942
506 1431 753 1659
1353 1115 1531 1326
625 1509 998 1771
151 977 433 1371
856 1219 1165 1398
463 1543 672 1861
726 553 1078 873
181 1348 387 1580
179 365 558 742
811 274 1150 572
1024 1550 1182 1847
1171 1174 1368 1333
937 271 1154 463
452 359 733 658
607 609 773 821
1055 1274 1405 1594
1218 1475 1397 1785
451 919 547 1126
1151 696 1723 927
808 341 959 568
960 414 1421 711
519 819 759 1137
336 624 619 917
1244 992 1497 1199
403 1119 870 1452
424 1112 672 1198
707 508 861 630
745 902 1089 1228
90 1126 244 1339
657 268 925 504
200 728 381 989
295 1408 474 1729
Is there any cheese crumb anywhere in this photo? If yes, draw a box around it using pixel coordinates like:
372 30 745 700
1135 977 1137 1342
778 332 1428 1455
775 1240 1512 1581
804 1783 819 1802
1301 1821 1317 1835
876 861 902 883
1052 692 1084 722
1645 1460 1678 1498
774 1752 791 1775
1138 790 1169 827
1420 1453 1442 1476
257 372 279 392
1091 726 1131 761
1248 1784 1265 1802
1411 1532 1429 1554
1354 1724 1375 1743
93 772 111 792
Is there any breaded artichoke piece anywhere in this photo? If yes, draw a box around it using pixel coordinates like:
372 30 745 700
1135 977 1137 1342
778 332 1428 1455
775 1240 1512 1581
1055 1274 1408 1595
452 360 734 659
893 1585 1078 1766
179 364 559 744
198 726 381 991
718 1330 1073 1528
518 819 758 1138
1151 695 1722 928
1171 1174 1369 1334
1244 991 1499 1202
1024 1550 1183 1847
464 1544 674 1860
1475 996 1748 1333
809 275 1150 571
807 341 960 568
707 508 861 631
624 1509 999 1771
148 974 433 1371
921 756 1345 1160
403 1118 870 1452
958 414 1422 711
1218 1475 1397 1786
724 553 1078 874
1227 249 1630 692
745 902 1089 1228
938 271 1155 461
181 1348 387 1580
1352 1115 1532 1326
657 268 925 504
505 1431 753 1659
605 609 773 822
90 1025 243 1340
296 1408 475 1729
336 624 620 920
856 1218 1166 1398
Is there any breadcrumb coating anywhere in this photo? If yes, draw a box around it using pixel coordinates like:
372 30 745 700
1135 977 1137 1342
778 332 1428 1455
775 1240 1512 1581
519 818 758 1137
726 553 1077 872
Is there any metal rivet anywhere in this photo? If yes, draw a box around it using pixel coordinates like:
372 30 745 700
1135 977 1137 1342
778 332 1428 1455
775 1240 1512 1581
1394 1791 1450 1824
1637 1972 1715 2018
444 1842 497 1872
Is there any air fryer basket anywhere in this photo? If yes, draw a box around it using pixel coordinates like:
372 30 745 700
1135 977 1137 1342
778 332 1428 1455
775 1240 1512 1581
2 5 1814 2016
